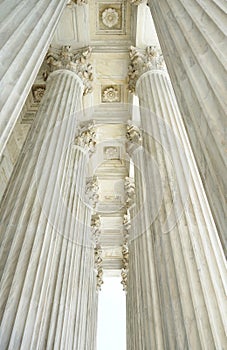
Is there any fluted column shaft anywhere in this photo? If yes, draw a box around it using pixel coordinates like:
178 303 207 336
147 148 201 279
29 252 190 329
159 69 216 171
0 0 67 157
126 139 164 350
0 64 97 349
148 0 227 251
127 60 227 348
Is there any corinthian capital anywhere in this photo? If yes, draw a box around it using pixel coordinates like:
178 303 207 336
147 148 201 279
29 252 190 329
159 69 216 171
75 121 96 155
128 46 165 93
85 176 99 209
46 46 93 94
126 122 142 145
125 177 135 209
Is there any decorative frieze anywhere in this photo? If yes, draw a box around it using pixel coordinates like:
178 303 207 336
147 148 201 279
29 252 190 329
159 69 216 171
128 46 165 92
46 45 93 94
74 121 96 155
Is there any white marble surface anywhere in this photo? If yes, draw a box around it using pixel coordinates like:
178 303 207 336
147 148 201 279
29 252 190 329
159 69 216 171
0 0 67 158
0 68 97 349
126 64 227 349
148 0 227 254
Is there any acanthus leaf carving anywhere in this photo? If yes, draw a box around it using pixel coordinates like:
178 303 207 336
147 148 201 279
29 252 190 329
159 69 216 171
125 176 135 209
126 122 142 145
85 176 99 209
128 46 165 93
74 121 96 155
121 216 130 292
91 213 101 244
94 244 104 291
46 45 93 95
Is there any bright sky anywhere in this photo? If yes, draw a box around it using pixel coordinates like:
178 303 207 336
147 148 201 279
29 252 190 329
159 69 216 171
97 275 126 350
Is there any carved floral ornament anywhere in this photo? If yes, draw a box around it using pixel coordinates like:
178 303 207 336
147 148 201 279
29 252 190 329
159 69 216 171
102 8 119 28
102 87 119 103
46 45 93 95
128 46 165 93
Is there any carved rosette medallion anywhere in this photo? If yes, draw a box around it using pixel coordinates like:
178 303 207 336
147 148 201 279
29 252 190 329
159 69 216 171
102 8 119 28
74 121 96 155
128 46 165 93
102 87 119 102
46 45 93 94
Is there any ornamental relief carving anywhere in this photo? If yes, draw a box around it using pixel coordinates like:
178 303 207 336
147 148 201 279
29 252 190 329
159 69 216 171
124 176 135 209
126 122 142 145
102 8 119 28
85 176 99 209
97 3 123 32
74 121 96 155
32 85 46 103
102 86 120 103
46 45 93 94
128 46 165 93
121 214 130 292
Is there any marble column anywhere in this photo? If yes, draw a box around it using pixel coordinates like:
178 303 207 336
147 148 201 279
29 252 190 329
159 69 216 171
0 0 68 157
0 46 97 350
126 47 227 349
126 124 164 350
147 1 227 251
